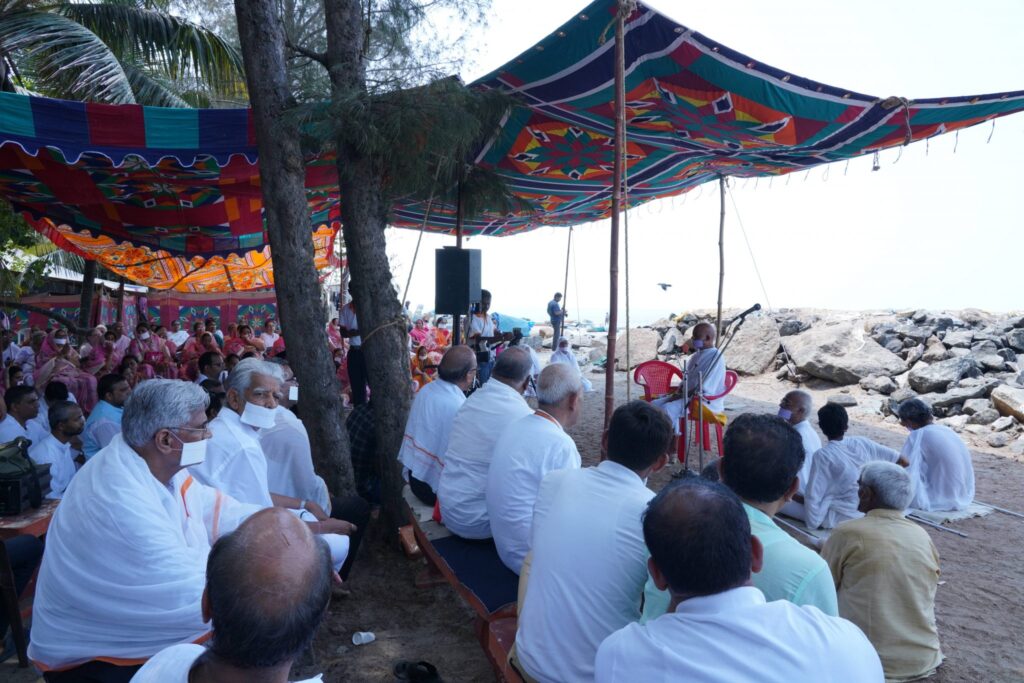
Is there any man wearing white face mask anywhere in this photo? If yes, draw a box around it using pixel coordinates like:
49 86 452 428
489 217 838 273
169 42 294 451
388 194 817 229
651 322 726 435
190 358 360 584
28 380 264 680
777 390 821 496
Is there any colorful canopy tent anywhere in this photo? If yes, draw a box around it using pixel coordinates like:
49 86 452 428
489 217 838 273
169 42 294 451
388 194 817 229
1 0 1023 293
0 95 341 292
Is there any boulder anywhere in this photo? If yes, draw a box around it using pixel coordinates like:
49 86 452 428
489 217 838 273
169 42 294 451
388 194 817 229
942 329 974 348
726 314 781 376
860 375 897 395
921 342 949 363
884 338 905 354
960 309 994 326
911 310 929 323
908 357 981 394
991 384 1024 422
614 328 661 371
997 348 1018 364
894 324 937 343
988 433 1011 448
904 344 925 366
827 394 858 407
962 398 992 415
588 347 604 362
658 326 686 355
1007 329 1024 353
939 415 970 432
992 416 1017 432
779 319 810 337
973 352 1008 373
968 408 1000 425
534 325 554 339
919 383 996 410
523 334 543 350
781 323 906 385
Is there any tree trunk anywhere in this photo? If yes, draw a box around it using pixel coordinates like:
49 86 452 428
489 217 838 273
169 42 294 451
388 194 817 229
0 299 89 335
78 259 97 332
234 0 355 495
324 0 411 533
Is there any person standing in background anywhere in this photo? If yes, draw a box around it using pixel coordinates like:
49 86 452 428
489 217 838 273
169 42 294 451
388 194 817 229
547 293 564 345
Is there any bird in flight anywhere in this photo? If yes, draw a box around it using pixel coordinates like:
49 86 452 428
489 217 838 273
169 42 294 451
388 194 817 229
657 283 672 291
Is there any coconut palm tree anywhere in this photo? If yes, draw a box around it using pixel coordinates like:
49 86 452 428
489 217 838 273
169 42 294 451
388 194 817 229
0 0 245 106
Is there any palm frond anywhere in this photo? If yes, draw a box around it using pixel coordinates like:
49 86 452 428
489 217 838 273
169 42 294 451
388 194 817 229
0 9 136 103
59 2 246 96
122 62 190 107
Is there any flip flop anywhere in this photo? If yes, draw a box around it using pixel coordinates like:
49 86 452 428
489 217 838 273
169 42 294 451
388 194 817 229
393 660 443 682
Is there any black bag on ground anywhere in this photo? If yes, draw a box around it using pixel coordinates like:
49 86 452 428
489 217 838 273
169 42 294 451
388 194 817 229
0 436 46 515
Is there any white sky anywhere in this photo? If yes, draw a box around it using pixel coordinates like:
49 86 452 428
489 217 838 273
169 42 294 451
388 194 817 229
385 0 1024 325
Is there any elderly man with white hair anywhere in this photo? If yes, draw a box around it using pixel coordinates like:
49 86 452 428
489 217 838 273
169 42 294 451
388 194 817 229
438 347 534 539
897 398 975 512
486 363 583 574
778 389 821 494
190 358 359 581
650 322 726 435
822 461 943 682
28 380 263 681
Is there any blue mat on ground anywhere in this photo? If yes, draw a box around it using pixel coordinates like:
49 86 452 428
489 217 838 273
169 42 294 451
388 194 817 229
431 535 518 615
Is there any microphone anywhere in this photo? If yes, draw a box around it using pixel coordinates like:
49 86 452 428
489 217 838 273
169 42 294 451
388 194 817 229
735 303 762 320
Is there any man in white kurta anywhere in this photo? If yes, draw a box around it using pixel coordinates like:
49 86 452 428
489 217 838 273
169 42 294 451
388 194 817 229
29 380 261 674
486 364 582 574
28 400 84 499
778 390 821 493
189 359 352 571
596 478 883 683
515 401 672 683
0 386 48 445
651 322 726 434
397 346 476 505
260 406 331 513
898 398 975 511
437 348 533 539
802 403 904 529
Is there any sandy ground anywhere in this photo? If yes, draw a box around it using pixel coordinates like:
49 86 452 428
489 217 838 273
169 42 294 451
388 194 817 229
4 361 1022 682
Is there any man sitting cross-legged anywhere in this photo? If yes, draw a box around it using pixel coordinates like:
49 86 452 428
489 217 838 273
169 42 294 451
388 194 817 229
29 380 263 682
131 508 330 683
596 478 883 683
514 400 672 683
189 358 363 582
643 413 837 620
897 398 975 511
797 403 907 529
822 461 943 682
486 363 583 574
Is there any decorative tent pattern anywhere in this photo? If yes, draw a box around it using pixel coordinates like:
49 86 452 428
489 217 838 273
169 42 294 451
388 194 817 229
0 0 1023 290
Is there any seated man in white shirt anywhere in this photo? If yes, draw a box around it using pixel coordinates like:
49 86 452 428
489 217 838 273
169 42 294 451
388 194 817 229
778 390 821 494
0 385 48 445
190 358 360 582
514 401 672 683
437 347 534 539
28 400 84 499
651 322 726 435
897 398 975 511
596 478 884 683
131 508 329 683
795 404 906 529
168 319 190 348
486 363 583 574
398 346 477 506
29 380 263 681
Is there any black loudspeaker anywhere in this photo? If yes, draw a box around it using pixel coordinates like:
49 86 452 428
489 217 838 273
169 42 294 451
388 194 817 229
435 248 481 314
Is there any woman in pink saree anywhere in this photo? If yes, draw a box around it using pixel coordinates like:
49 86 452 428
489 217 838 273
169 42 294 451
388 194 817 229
129 322 175 380
327 318 344 350
79 327 116 377
34 329 98 411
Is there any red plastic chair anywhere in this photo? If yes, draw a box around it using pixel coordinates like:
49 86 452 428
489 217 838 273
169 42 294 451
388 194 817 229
679 370 738 465
632 360 683 401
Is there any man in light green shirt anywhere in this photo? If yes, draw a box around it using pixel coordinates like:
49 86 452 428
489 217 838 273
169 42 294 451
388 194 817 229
643 413 837 621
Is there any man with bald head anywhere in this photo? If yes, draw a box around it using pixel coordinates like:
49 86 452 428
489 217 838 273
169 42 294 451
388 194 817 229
438 346 534 539
596 478 883 682
778 389 821 494
132 508 330 682
651 321 727 435
398 345 477 506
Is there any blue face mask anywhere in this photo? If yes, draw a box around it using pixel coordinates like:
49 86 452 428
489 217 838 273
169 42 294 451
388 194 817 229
777 408 793 421
692 339 705 350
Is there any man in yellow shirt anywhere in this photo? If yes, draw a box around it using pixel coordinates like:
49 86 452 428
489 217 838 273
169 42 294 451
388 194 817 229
822 461 942 682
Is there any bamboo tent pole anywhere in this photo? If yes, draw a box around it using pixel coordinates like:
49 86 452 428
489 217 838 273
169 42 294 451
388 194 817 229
561 227 573 328
604 3 627 430
716 175 726 343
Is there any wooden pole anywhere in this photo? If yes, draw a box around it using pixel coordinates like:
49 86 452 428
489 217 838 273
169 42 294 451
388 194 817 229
715 175 726 343
561 227 572 323
604 4 627 430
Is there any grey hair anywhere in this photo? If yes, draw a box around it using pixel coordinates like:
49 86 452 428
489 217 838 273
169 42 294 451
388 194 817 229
122 380 210 448
860 461 914 510
536 363 582 406
48 400 80 432
493 347 533 383
225 358 284 396
787 390 813 412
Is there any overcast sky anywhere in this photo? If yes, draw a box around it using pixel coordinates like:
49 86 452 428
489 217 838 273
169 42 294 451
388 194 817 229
384 0 1024 325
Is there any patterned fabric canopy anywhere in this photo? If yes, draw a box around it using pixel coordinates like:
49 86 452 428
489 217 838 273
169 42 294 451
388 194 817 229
1 0 1023 291
391 0 1024 235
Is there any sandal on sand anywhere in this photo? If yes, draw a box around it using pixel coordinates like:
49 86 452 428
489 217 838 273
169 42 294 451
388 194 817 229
393 660 443 682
